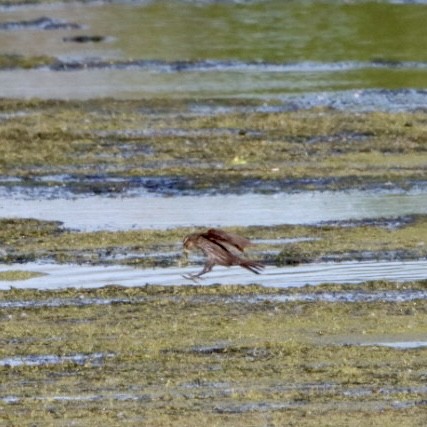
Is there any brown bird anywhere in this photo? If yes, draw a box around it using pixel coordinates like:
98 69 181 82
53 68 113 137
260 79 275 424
182 228 264 279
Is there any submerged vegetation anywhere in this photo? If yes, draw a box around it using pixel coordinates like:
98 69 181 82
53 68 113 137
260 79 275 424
0 270 45 281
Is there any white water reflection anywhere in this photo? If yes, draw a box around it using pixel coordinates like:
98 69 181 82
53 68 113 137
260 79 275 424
0 189 426 231
0 260 426 290
0 352 114 368
361 341 427 349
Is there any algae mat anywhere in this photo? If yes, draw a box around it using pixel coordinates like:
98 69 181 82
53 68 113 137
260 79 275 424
0 99 426 425
0 284 426 426
0 99 426 190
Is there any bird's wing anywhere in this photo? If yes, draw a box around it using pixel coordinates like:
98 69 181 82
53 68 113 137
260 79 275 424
204 228 252 252
196 235 235 265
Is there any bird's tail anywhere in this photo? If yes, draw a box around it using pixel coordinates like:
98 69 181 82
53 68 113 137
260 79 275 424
240 259 264 275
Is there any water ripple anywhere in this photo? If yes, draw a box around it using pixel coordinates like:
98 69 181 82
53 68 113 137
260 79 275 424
49 59 427 73
0 260 426 290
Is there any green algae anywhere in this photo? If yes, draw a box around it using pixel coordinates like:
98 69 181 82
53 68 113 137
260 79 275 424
1 216 426 267
0 98 425 189
0 54 55 70
0 96 426 424
0 270 45 281
0 283 425 426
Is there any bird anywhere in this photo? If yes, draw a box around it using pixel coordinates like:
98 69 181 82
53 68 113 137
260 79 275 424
182 228 264 279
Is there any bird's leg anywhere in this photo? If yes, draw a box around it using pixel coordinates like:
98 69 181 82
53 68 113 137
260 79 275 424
182 261 214 280
194 261 214 277
181 274 203 282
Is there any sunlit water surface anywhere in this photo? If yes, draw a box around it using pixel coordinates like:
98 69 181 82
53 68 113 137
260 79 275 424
0 189 426 231
0 260 426 291
0 1 426 101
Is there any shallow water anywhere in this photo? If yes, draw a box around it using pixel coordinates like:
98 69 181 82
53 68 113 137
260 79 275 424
3 1 426 63
0 352 114 368
361 341 427 349
1 188 426 231
3 385 425 411
0 259 426 290
1 69 427 109
1 1 426 101
1 289 425 309
254 290 427 304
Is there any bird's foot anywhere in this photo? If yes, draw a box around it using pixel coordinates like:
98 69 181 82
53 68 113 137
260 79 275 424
182 274 204 282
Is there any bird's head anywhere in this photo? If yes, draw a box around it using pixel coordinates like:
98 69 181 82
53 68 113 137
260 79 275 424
183 234 195 251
